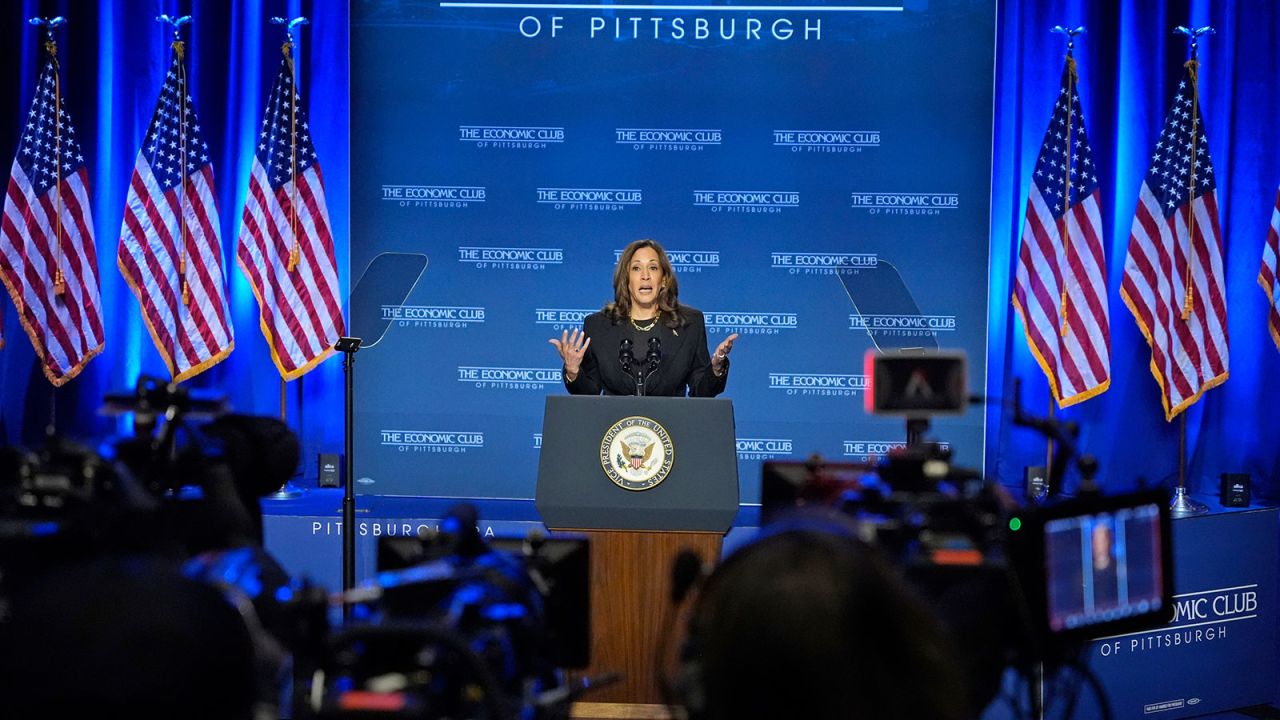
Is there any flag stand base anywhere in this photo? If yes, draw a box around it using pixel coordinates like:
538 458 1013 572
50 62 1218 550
266 480 306 500
1170 486 1208 517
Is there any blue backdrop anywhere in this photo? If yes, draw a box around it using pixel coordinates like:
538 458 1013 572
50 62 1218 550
348 0 996 501
1 0 1278 506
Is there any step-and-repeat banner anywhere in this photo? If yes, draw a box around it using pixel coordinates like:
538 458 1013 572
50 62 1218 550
349 0 996 501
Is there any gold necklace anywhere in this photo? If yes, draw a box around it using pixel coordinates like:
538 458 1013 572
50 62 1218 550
630 315 658 332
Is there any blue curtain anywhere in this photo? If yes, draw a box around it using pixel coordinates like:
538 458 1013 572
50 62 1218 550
0 0 350 468
1 0 1277 502
990 0 1280 501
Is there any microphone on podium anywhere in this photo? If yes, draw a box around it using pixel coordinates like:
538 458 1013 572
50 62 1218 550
619 338 635 374
620 336 661 396
646 336 662 373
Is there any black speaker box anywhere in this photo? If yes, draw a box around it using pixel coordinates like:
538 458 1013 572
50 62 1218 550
318 453 342 488
1024 465 1047 501
1219 473 1250 507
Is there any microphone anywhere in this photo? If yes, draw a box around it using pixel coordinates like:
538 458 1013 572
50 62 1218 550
670 548 704 605
619 338 635 374
657 548 706 711
645 336 662 372
439 503 487 559
644 337 662 390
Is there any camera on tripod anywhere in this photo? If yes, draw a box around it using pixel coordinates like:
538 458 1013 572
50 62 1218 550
760 349 1174 710
287 504 592 719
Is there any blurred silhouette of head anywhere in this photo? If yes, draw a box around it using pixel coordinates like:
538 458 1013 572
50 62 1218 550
201 413 301 498
683 511 970 720
0 556 257 720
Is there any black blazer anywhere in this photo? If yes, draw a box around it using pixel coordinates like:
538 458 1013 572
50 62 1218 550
564 306 728 397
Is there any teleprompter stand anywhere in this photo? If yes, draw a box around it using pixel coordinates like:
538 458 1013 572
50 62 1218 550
336 336 362 623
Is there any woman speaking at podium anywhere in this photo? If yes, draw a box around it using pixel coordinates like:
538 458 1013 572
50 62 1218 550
549 239 738 396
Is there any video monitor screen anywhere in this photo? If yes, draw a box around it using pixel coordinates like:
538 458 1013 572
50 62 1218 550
1043 502 1165 632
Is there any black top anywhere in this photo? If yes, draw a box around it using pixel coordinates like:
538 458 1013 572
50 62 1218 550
564 307 728 397
1092 561 1119 610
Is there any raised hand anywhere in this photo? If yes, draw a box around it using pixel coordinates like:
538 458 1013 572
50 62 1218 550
711 332 738 376
549 328 591 382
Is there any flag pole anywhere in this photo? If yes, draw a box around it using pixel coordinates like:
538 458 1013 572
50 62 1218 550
1168 25 1214 518
268 376 305 498
30 17 67 432
156 15 195 337
1042 24 1086 496
273 15 309 273
30 18 69 299
175 34 190 310
1053 29 1080 339
266 15 314 502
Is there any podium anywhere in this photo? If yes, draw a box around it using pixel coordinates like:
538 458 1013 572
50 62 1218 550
536 396 738 708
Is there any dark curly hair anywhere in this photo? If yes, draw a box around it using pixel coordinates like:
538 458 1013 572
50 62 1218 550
604 238 684 330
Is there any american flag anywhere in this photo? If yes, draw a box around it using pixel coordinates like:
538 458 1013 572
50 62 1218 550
1012 58 1110 408
237 50 344 380
1121 61 1229 421
1260 186 1280 352
0 51 104 385
118 46 233 382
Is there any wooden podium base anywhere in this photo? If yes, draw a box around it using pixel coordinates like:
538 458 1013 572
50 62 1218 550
569 702 675 719
569 529 721 706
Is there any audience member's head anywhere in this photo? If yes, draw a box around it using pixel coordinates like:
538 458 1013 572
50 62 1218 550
682 511 970 720
0 556 258 720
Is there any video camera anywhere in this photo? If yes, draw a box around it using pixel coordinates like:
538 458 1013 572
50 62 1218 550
0 377 594 720
286 503 591 720
0 376 304 719
0 376 297 562
759 350 1174 713
761 458 1172 654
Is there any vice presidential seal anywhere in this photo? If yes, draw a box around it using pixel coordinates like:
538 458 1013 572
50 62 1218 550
600 416 674 491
